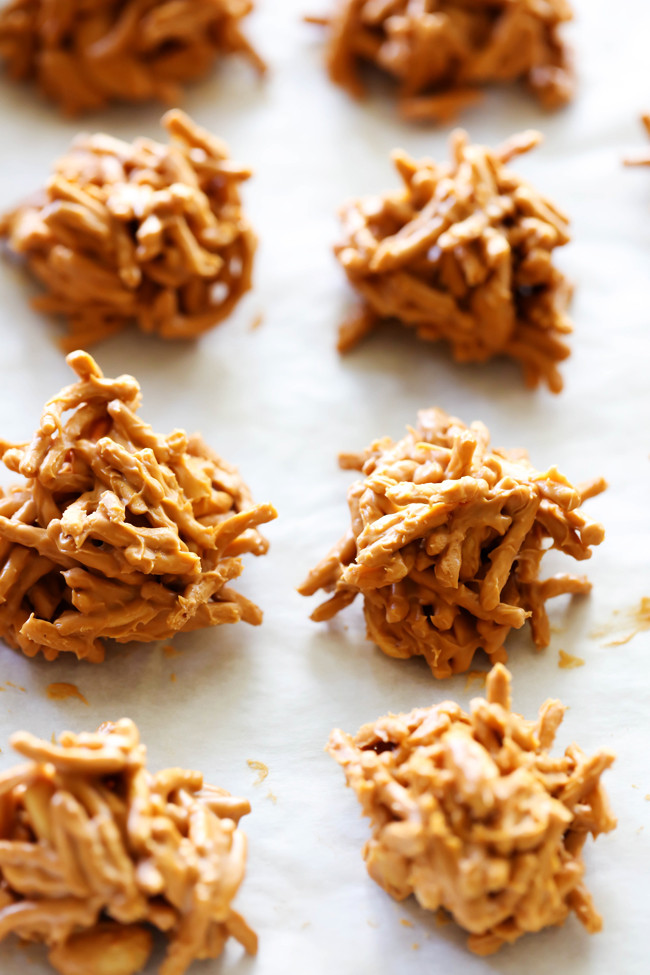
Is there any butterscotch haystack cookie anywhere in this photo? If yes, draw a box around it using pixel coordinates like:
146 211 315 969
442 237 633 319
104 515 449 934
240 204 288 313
299 409 605 678
0 718 257 975
0 0 264 115
309 0 574 121
0 110 256 350
0 351 276 663
623 114 650 167
335 129 573 392
328 664 616 955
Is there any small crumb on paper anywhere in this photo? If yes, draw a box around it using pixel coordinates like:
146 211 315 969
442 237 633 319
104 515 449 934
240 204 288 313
464 670 488 691
412 943 420 950
6 682 25 692
645 795 650 801
46 683 88 705
400 919 413 928
250 312 264 331
266 790 278 804
558 650 585 670
247 760 269 785
170 673 177 683
163 644 180 658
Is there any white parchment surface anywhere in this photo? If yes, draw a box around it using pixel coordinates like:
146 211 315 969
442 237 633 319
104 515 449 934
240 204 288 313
0 1 648 972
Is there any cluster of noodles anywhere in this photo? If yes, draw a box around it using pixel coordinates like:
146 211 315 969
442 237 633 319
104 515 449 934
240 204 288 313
0 350 276 662
0 719 256 975
300 408 605 677
0 111 257 350
335 130 573 392
328 664 616 955
0 0 264 115
310 0 574 121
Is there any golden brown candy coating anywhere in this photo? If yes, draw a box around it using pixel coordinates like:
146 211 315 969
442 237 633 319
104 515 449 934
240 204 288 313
328 664 616 955
0 350 276 662
300 408 605 677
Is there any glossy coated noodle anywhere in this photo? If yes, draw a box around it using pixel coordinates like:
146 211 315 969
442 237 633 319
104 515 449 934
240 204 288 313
299 408 605 677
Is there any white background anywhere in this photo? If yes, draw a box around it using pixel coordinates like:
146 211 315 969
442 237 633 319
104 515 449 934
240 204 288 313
0 1 649 972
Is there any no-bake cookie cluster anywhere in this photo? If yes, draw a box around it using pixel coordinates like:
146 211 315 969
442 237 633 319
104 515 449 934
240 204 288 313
0 111 256 349
0 0 264 115
0 351 275 662
329 664 615 954
0 719 256 975
300 408 604 677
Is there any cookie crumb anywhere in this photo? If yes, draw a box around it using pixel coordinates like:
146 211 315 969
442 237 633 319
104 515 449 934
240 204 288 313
464 671 488 692
558 650 585 669
247 760 269 785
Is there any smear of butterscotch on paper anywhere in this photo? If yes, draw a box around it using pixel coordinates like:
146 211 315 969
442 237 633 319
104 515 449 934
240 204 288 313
47 683 89 705
558 650 585 669
591 597 650 647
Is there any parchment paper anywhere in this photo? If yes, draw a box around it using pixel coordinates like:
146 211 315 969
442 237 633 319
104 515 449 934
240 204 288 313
0 1 648 972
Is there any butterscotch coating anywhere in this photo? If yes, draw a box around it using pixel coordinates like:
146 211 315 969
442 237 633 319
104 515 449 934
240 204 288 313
0 351 277 663
0 719 257 975
0 111 257 349
335 129 573 392
0 0 264 116
299 409 605 678
310 0 574 121
328 664 616 955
